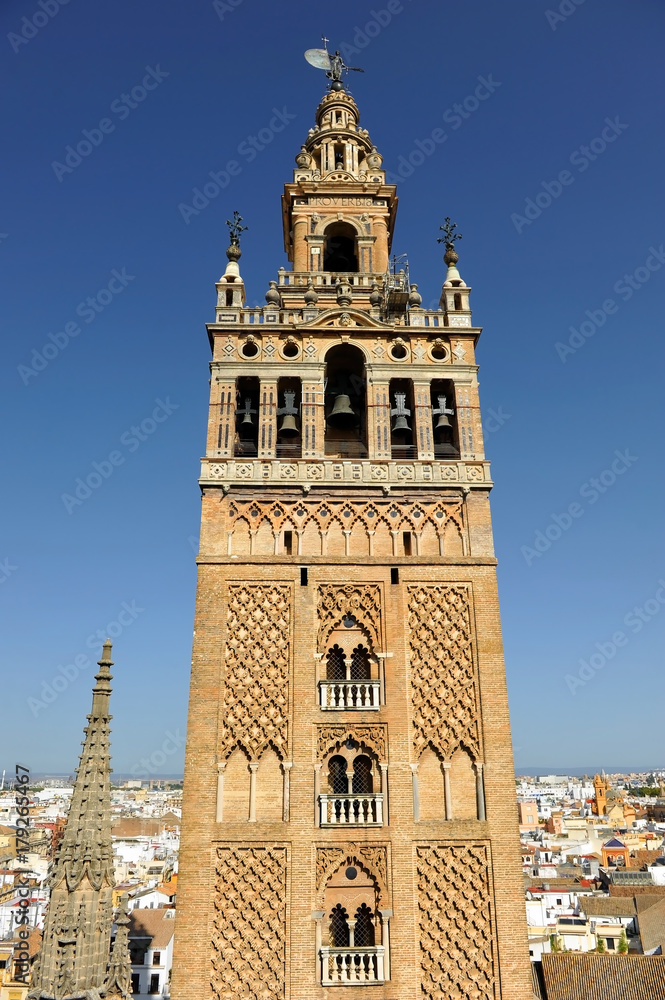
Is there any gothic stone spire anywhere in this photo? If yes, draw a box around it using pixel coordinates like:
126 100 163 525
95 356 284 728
30 641 122 1000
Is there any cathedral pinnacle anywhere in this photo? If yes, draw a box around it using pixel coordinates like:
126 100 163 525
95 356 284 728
30 642 122 1000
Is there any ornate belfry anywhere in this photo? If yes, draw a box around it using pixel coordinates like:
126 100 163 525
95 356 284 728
173 68 532 1000
30 642 131 1000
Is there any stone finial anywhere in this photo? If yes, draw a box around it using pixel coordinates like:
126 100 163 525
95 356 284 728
336 279 352 307
369 283 382 307
437 217 465 287
226 210 248 248
265 281 281 306
223 211 247 277
408 283 422 307
304 280 318 305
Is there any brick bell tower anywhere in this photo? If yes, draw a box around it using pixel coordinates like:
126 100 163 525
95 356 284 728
172 72 532 1000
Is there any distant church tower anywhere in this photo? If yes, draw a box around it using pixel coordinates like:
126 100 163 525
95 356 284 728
31 642 131 1000
173 72 532 1000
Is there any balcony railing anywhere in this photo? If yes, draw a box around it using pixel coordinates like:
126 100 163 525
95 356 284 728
320 946 385 985
319 680 380 710
319 793 383 826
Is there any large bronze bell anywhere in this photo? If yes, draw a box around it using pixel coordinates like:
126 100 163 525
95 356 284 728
238 398 254 426
328 394 357 428
392 414 411 434
434 413 452 431
278 413 299 437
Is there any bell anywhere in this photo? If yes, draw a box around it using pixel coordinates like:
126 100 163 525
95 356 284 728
278 413 299 437
240 410 254 426
328 394 356 428
392 415 411 434
434 413 452 431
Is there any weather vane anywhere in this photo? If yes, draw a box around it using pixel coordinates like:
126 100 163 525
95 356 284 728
304 36 364 91
225 211 248 246
437 217 463 252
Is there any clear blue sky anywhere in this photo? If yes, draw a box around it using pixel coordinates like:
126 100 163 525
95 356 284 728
1 0 663 777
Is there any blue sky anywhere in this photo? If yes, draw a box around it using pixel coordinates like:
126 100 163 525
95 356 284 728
1 0 663 777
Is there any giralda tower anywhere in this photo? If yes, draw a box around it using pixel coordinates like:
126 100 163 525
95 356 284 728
172 64 532 1000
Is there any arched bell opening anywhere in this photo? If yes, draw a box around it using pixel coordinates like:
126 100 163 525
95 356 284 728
324 222 358 273
324 344 367 458
234 376 259 457
276 376 301 459
389 378 416 459
431 378 459 459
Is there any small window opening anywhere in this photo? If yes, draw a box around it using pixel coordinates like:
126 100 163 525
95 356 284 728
240 340 259 358
390 568 399 585
225 289 233 307
354 904 376 946
326 645 346 680
329 904 350 947
283 530 293 555
300 567 308 586
403 531 412 556
329 756 349 794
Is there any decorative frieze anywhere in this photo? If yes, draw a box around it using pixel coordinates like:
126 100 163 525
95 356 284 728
201 457 491 487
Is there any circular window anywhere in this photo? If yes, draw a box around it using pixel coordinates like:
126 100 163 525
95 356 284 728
390 343 408 360
281 341 300 359
345 867 358 880
343 615 356 628
240 340 259 359
428 342 450 362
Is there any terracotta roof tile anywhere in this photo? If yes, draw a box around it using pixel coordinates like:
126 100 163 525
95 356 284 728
541 953 665 1000
128 908 176 949
637 897 665 954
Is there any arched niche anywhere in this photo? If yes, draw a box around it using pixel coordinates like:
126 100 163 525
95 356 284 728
324 222 358 272
254 746 283 822
417 745 447 821
449 745 477 820
324 344 367 459
223 747 251 819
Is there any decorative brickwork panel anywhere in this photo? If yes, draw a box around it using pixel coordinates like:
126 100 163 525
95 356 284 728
212 846 287 1000
221 585 290 760
416 844 496 1000
316 724 387 762
316 844 388 902
408 585 480 761
318 583 382 650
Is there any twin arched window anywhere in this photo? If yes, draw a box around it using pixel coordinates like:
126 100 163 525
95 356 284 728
326 644 371 680
328 754 374 794
328 903 376 948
